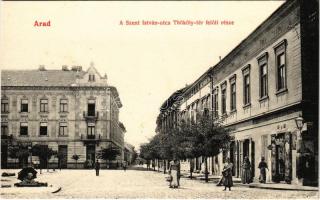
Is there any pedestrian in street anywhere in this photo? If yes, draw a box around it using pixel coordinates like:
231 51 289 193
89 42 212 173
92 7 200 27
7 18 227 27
95 159 100 176
241 156 251 184
169 159 180 188
222 158 233 191
258 157 268 183
123 161 127 172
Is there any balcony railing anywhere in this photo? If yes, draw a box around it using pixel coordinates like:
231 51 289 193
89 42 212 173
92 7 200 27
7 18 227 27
80 134 101 141
83 111 99 120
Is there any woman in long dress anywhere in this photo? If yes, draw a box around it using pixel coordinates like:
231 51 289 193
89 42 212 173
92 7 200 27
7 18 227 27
222 158 233 191
169 159 179 188
242 156 251 184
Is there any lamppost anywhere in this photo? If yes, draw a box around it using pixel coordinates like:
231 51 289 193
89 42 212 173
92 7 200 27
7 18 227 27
295 116 304 185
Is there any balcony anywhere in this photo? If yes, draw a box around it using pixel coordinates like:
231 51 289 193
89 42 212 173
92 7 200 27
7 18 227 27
80 134 101 145
83 111 99 121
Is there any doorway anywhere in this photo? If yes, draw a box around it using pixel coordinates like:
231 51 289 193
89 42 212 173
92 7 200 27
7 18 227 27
58 145 68 168
271 133 292 183
86 145 96 167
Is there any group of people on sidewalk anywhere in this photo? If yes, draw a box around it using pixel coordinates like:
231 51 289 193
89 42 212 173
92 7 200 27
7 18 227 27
216 156 269 191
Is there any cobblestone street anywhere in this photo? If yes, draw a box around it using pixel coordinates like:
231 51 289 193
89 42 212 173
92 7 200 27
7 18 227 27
1 167 318 199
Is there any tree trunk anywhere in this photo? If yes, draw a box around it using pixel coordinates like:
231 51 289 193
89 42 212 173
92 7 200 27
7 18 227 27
189 159 193 179
75 160 78 169
47 158 49 172
163 160 166 174
157 160 160 172
204 156 209 183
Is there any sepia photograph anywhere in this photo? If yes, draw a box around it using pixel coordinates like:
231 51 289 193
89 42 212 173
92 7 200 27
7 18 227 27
0 0 319 199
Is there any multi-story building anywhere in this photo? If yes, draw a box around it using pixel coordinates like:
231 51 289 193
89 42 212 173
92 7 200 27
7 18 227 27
158 0 318 186
124 142 136 165
1 64 125 169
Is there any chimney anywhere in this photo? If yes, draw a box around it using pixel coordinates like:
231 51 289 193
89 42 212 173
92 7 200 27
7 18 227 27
38 65 46 71
219 56 222 61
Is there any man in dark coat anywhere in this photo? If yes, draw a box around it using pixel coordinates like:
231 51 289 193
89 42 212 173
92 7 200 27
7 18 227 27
95 160 100 176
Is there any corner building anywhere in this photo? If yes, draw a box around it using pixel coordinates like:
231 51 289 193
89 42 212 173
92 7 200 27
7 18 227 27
158 0 318 186
1 65 125 168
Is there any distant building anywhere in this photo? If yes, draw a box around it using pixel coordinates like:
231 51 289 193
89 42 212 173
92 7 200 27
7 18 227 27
158 0 318 186
124 142 136 165
1 64 125 168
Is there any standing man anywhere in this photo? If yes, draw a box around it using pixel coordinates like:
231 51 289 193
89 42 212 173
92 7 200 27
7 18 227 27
95 159 100 176
123 161 127 172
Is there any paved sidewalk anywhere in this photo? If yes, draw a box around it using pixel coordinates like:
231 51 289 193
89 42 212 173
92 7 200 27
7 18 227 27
139 166 318 192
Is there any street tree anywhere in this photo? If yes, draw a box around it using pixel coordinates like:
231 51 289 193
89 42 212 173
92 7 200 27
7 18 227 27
192 112 231 182
97 146 121 168
32 145 55 173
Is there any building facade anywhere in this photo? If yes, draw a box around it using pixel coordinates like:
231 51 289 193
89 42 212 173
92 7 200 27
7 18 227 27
1 65 125 169
158 0 318 186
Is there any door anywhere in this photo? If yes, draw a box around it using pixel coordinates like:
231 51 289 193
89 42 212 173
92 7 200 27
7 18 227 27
251 140 255 180
86 145 96 165
230 141 235 176
58 145 68 169
276 133 285 181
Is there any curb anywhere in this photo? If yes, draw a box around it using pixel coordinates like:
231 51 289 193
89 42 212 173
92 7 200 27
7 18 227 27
246 184 319 191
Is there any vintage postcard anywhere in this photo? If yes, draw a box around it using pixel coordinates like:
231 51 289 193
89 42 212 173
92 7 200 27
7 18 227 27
0 0 319 199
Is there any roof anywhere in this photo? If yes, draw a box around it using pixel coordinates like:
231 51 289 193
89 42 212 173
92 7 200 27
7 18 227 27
160 85 189 113
1 69 86 87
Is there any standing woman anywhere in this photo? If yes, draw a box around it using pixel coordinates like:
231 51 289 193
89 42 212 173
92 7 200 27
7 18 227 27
242 156 251 184
169 159 179 188
222 158 233 191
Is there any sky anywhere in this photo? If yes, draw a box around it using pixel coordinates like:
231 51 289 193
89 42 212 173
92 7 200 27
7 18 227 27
0 1 285 149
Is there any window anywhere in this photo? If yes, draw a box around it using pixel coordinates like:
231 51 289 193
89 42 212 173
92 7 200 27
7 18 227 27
1 99 9 113
89 74 95 82
59 122 67 136
40 99 48 112
277 53 286 90
244 75 250 105
274 40 287 91
1 124 8 136
260 64 268 97
39 122 48 136
213 88 219 117
60 99 68 112
230 82 236 111
21 99 28 112
242 65 251 106
87 100 95 116
229 75 237 111
87 124 95 139
221 87 227 115
20 122 28 136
